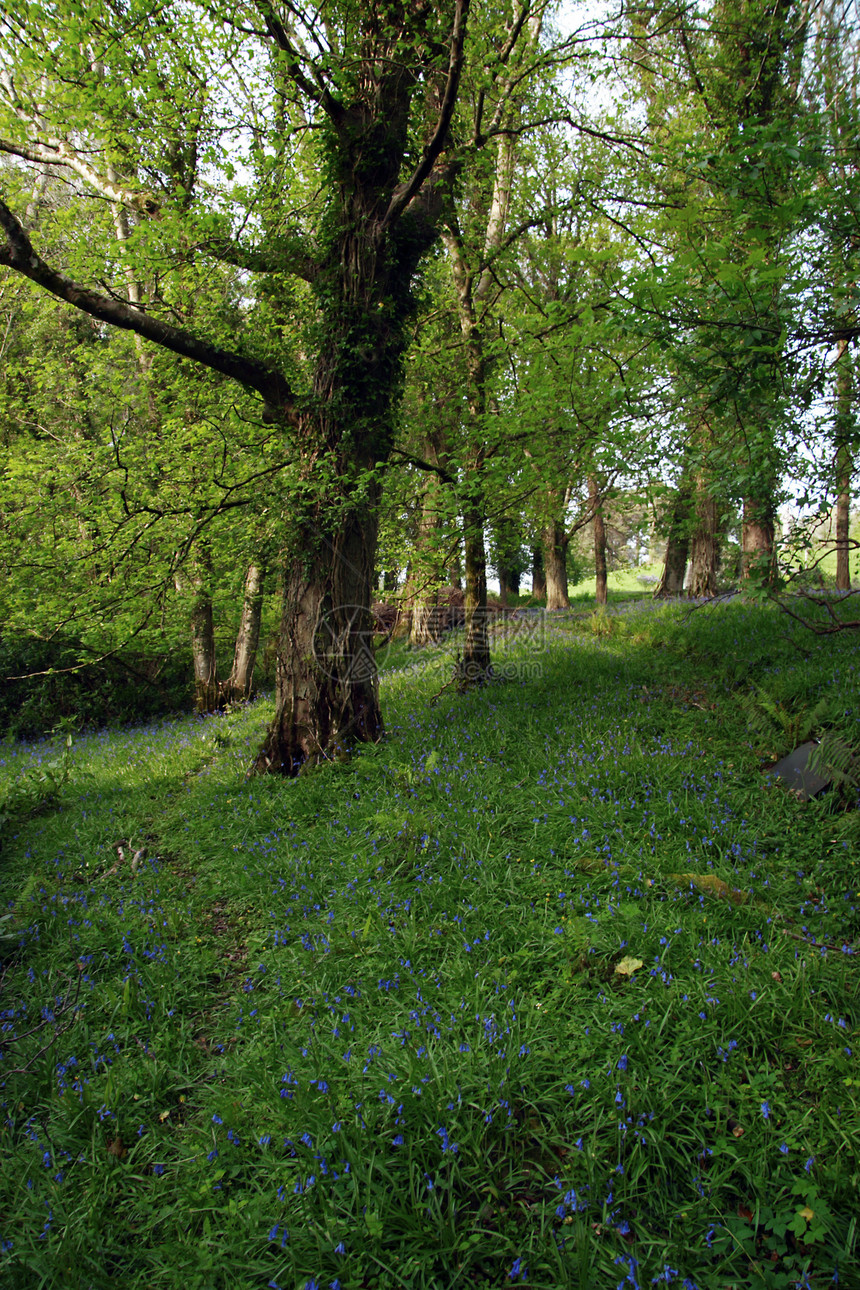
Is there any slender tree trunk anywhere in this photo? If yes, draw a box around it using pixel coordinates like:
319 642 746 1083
835 448 852 592
591 477 608 606
181 551 219 713
401 435 446 646
224 563 264 703
654 474 693 598
835 340 854 592
458 497 491 684
543 521 570 609
531 546 546 598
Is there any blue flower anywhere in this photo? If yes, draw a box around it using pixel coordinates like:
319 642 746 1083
760 1102 770 1120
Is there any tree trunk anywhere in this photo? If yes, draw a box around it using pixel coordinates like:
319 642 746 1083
741 496 776 584
400 438 446 646
835 340 854 592
498 563 520 604
654 475 692 598
531 546 546 598
254 498 382 774
189 580 218 713
590 477 608 606
687 478 720 598
835 448 852 592
224 563 264 704
543 521 570 610
458 500 491 685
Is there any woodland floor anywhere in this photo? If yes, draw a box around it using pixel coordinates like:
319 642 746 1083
1 595 859 1289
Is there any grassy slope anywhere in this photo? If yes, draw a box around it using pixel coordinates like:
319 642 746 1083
1 601 858 1290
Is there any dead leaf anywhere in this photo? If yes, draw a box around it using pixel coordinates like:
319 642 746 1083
106 1136 126 1160
799 1205 814 1222
614 956 644 977
727 1117 745 1138
737 1204 754 1221
771 971 783 983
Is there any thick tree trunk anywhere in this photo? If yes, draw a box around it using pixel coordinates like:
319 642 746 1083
531 546 546 598
224 563 264 704
687 479 720 598
590 477 608 606
654 476 693 598
741 496 776 583
835 341 854 592
459 502 491 685
543 521 570 610
254 500 382 774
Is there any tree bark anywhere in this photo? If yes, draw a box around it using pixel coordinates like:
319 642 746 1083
225 563 264 704
591 476 608 606
687 477 721 598
254 498 382 773
181 552 218 712
543 521 570 610
459 499 491 685
741 495 776 584
531 546 546 598
654 475 693 598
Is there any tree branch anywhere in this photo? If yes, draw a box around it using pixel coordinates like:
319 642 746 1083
381 0 471 232
200 233 318 283
0 134 159 213
0 197 297 421
255 0 345 125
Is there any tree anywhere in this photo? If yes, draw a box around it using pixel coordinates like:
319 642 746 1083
0 0 478 771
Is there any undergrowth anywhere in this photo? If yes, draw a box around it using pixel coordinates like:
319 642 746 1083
0 600 858 1289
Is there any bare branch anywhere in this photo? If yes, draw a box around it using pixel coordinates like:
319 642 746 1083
0 135 159 213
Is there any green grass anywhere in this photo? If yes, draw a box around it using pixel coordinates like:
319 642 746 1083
1 600 859 1289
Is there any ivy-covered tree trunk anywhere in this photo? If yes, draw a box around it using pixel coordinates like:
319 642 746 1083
254 496 382 772
654 474 693 597
741 495 776 583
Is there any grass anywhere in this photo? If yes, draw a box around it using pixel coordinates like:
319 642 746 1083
1 599 859 1289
